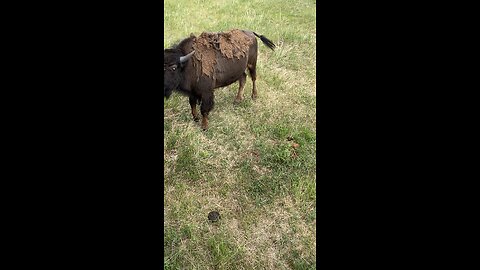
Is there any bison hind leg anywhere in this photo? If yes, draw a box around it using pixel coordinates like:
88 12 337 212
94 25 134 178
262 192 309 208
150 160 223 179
234 72 247 104
248 64 257 100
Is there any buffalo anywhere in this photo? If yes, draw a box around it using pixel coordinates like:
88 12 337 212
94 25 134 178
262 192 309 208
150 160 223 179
164 29 275 130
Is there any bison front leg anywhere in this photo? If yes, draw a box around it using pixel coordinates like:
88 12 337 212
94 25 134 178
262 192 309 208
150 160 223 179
234 72 247 104
189 96 200 122
200 92 215 131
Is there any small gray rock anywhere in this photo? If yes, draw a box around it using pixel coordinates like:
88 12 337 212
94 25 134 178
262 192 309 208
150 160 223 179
208 211 220 222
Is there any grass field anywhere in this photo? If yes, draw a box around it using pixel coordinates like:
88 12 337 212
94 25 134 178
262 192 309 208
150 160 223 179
164 0 316 269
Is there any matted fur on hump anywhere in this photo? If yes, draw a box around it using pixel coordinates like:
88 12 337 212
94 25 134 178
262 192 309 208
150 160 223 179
191 29 254 78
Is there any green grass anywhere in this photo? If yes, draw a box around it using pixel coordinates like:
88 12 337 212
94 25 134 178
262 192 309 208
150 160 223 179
164 0 316 269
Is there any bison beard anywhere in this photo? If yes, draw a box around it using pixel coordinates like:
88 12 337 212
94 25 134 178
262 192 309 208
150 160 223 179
164 29 275 130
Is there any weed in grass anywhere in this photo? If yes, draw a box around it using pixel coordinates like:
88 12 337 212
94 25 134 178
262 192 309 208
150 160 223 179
207 233 245 269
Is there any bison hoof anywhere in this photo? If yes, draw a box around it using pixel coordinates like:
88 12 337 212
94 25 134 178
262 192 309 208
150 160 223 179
251 95 257 100
234 98 243 104
193 117 200 122
201 123 208 131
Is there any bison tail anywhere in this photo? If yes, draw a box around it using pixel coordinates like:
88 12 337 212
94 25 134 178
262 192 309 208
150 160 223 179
253 32 276 51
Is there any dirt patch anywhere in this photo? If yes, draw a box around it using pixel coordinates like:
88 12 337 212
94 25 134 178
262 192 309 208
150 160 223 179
191 29 254 77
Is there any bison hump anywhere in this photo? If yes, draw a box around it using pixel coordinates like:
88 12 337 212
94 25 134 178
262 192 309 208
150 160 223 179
192 29 253 77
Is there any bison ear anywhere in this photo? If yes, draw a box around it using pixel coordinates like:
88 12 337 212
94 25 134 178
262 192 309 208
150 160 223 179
179 50 195 63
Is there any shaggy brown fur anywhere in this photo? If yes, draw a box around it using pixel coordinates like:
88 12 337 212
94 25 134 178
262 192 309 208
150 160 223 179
192 29 254 78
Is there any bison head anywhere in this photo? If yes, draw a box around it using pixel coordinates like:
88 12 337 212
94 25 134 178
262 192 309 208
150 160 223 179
164 50 195 98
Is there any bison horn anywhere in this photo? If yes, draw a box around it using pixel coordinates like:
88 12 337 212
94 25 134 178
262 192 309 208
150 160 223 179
179 50 195 63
